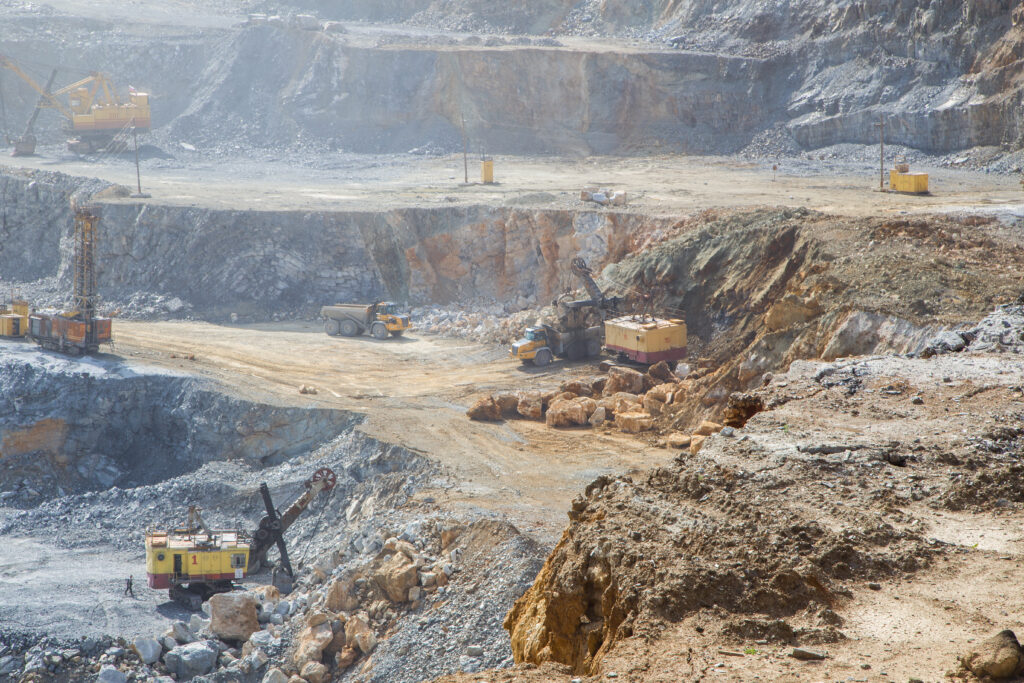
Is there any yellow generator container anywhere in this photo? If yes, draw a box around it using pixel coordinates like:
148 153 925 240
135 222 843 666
890 169 929 194
604 316 687 364
0 314 25 337
481 158 494 183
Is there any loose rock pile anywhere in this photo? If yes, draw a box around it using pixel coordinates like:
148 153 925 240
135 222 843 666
467 362 763 448
410 304 549 346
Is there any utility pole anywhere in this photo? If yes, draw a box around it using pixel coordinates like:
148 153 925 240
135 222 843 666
130 118 150 198
874 116 885 191
132 120 141 195
460 111 468 184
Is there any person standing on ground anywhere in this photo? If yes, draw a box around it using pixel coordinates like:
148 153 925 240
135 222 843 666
125 575 135 598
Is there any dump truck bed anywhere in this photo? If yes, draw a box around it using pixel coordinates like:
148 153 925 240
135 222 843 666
321 304 374 324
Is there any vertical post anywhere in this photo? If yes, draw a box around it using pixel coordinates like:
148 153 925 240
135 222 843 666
132 119 142 195
874 116 885 191
461 111 468 184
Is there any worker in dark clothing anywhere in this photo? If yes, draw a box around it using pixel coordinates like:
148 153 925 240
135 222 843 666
124 575 135 598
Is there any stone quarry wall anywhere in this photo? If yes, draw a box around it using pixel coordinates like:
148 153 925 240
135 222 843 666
0 349 355 500
0 168 671 317
5 1 1024 156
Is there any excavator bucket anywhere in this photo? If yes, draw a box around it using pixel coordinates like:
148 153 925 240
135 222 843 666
11 133 35 156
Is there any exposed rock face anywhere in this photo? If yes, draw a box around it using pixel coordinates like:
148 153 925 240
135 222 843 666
505 456 931 675
0 352 350 497
1 170 672 319
209 593 260 642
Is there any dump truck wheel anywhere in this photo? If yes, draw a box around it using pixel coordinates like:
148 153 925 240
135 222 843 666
371 322 389 340
324 319 341 336
340 319 359 337
534 349 553 367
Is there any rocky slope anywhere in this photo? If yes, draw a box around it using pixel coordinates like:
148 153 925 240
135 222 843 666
4 0 1024 157
492 313 1024 680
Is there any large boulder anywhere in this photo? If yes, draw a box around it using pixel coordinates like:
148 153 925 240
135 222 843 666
164 641 218 679
601 392 643 416
647 360 679 383
262 668 289 683
133 636 162 665
467 395 502 421
209 592 260 642
97 666 127 683
493 392 520 416
292 620 333 669
559 379 593 397
603 366 645 395
345 615 377 654
546 399 588 427
616 411 654 433
517 392 544 419
960 630 1024 679
325 577 360 612
301 661 329 683
643 392 666 416
373 552 419 602
694 420 723 436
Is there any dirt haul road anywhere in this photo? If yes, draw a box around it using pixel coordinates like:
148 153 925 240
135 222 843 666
114 320 670 537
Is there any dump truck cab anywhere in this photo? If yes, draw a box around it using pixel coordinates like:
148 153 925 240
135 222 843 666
510 326 554 366
373 302 411 335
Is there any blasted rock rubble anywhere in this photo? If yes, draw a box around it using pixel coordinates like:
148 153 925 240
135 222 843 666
0 410 546 683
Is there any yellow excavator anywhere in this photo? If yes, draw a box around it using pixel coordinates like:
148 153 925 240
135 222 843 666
0 55 150 155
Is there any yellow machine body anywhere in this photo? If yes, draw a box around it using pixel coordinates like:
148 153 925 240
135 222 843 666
889 169 928 194
145 528 250 589
379 312 411 333
604 316 687 364
510 327 546 361
0 300 30 337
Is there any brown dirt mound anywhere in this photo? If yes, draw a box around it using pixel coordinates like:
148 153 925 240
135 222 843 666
503 459 932 674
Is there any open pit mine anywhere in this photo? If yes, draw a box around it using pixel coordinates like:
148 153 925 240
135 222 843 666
3 1 1024 683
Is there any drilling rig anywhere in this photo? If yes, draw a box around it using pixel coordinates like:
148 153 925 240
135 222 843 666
28 204 112 354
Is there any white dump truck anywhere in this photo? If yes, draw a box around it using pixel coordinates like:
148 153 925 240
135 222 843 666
320 301 411 339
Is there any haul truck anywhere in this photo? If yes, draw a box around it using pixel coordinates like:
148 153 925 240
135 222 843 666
321 301 411 339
